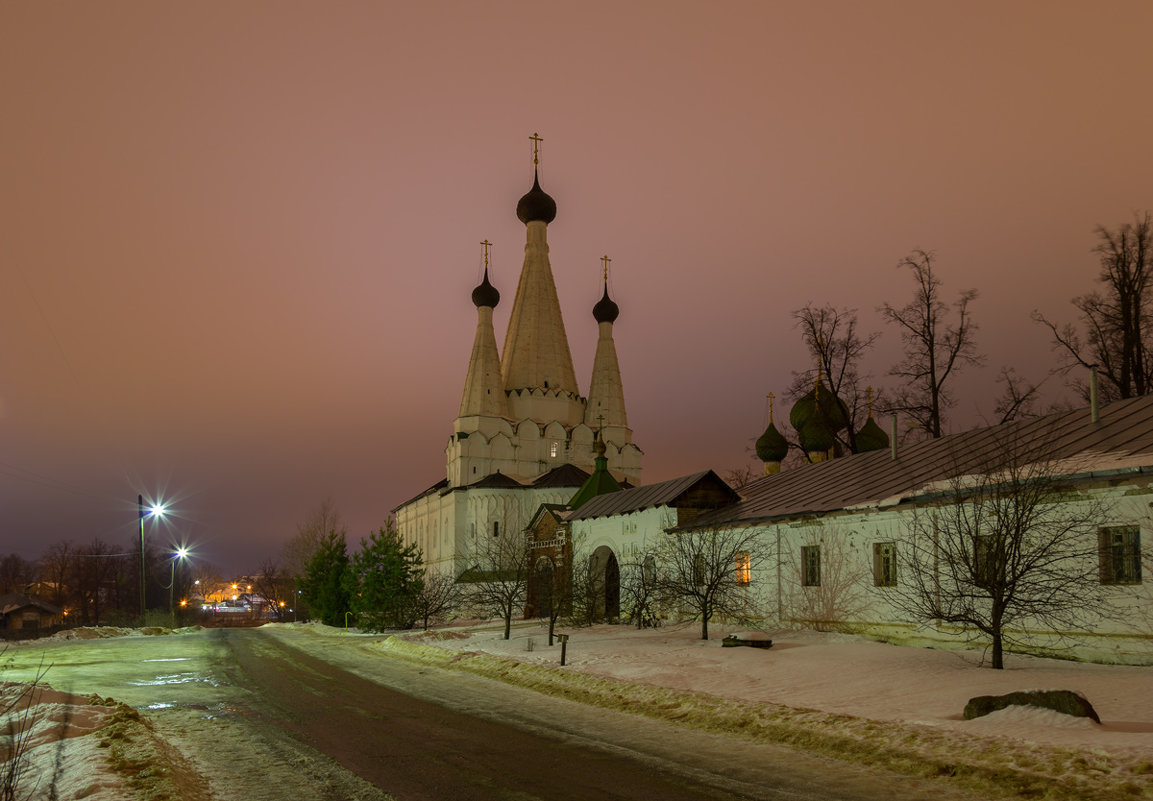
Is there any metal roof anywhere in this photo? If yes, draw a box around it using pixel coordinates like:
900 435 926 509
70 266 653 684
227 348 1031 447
689 395 1153 529
532 463 591 488
568 470 736 521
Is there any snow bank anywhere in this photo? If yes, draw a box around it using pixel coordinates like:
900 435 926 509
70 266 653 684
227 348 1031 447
378 622 1153 801
0 682 207 801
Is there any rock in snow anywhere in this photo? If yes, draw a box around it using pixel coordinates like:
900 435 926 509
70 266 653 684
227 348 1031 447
963 690 1101 723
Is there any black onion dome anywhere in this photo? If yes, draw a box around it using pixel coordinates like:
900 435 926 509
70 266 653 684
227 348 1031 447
755 421 789 463
471 268 500 308
516 170 557 224
593 284 619 323
855 415 890 452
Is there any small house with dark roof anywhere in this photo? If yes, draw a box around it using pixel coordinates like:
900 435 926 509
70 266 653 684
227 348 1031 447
0 593 63 632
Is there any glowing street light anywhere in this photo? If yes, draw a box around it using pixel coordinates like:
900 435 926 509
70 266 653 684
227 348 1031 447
138 495 166 623
170 547 189 628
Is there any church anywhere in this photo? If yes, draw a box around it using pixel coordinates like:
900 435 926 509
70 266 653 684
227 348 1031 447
393 140 642 574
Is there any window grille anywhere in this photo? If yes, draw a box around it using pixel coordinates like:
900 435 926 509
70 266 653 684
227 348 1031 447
1099 526 1142 585
801 545 821 587
873 542 897 587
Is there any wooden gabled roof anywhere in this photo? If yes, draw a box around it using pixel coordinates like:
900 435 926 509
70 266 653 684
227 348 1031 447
568 470 738 521
689 395 1153 530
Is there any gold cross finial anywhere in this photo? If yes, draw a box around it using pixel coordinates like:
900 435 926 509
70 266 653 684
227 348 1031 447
530 132 543 167
601 255 611 281
596 413 605 430
867 386 874 417
767 392 775 421
480 239 492 269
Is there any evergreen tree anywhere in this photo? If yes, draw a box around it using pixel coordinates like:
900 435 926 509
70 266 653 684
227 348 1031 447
348 520 424 631
299 530 351 627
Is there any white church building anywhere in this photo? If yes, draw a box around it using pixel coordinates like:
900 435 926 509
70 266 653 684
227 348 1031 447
394 147 642 574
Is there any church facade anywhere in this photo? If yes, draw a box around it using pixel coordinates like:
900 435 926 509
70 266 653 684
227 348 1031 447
394 151 642 574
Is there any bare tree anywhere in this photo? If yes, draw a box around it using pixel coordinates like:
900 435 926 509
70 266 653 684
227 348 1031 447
285 498 345 580
0 555 34 596
992 366 1045 424
722 463 760 490
409 569 461 630
619 552 665 629
781 528 873 633
654 528 770 640
891 432 1113 669
37 542 72 611
880 251 981 438
252 559 292 621
1034 212 1153 402
788 304 881 452
459 526 529 640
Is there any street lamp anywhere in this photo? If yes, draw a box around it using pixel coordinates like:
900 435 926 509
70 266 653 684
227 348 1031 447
138 495 166 623
170 547 189 628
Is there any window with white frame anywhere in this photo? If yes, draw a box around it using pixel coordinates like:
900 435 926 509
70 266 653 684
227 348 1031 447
1099 526 1142 585
873 542 897 587
801 545 821 587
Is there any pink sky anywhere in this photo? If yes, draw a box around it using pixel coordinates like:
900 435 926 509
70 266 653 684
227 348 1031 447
2 2 1152 573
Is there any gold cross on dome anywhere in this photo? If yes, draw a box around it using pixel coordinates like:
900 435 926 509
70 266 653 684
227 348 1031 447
480 239 492 268
601 255 611 281
767 392 775 421
530 132 543 167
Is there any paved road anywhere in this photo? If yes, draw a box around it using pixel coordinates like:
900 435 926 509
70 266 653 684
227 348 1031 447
7 627 984 801
215 628 980 801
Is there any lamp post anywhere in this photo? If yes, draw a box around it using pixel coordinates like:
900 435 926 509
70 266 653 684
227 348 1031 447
170 547 189 628
138 496 165 624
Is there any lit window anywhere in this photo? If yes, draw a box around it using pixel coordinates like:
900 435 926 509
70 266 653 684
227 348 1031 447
801 545 821 587
1099 526 1142 585
735 551 751 585
550 441 559 458
873 542 897 587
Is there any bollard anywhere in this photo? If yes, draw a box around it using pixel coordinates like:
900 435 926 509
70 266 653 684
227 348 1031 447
557 633 569 666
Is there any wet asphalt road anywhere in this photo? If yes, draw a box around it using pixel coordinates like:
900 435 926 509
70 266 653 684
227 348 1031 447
214 628 982 801
6 627 984 801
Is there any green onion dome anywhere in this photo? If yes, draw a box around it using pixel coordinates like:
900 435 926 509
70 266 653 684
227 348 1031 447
755 421 789 463
789 381 849 434
516 170 557 224
856 415 890 452
799 417 836 454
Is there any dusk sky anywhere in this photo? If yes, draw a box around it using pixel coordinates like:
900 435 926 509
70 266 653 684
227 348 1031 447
3 2 1152 574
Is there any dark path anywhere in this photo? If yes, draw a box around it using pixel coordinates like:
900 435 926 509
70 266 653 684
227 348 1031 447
223 629 744 801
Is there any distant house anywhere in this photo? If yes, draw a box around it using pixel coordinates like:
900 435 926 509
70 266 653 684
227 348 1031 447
0 593 63 632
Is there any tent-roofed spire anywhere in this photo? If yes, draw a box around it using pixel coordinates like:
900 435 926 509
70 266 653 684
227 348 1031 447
459 239 509 418
502 134 580 407
586 256 627 429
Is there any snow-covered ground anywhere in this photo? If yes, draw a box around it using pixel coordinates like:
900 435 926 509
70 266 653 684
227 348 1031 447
381 620 1153 800
2 622 1151 800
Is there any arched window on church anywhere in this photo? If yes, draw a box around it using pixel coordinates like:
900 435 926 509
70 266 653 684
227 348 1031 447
550 441 558 458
